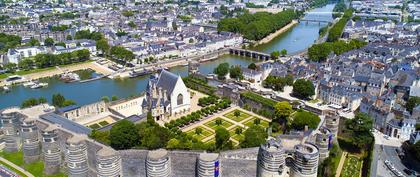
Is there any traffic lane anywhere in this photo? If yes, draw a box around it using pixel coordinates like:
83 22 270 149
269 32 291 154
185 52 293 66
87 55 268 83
383 145 417 176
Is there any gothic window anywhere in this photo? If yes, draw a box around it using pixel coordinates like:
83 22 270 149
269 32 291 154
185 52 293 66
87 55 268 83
177 94 183 105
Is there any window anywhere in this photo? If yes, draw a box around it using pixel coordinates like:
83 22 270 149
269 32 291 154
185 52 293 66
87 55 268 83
177 94 183 105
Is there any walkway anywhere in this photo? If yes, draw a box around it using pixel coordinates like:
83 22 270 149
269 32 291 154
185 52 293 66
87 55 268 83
335 151 348 177
0 157 35 177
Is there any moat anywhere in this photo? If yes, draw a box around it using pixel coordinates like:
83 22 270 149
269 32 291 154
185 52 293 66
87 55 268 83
0 4 335 109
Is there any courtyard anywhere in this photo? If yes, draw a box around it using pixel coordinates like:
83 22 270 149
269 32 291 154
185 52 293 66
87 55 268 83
181 106 271 145
340 155 362 177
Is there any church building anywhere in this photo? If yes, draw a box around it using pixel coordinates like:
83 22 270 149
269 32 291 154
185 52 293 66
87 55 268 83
142 70 191 121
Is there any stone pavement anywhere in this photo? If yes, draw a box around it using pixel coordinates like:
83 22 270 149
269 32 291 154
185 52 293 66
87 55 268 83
335 151 347 177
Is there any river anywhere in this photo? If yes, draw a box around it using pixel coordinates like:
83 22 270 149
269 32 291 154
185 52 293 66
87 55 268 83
0 4 335 109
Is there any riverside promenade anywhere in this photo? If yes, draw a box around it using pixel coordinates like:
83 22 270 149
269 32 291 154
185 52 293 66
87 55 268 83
256 20 298 45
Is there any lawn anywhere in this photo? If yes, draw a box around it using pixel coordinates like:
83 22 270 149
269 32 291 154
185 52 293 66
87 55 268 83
340 155 362 177
0 151 66 177
243 117 270 128
99 121 109 126
204 118 234 130
186 126 214 141
89 123 101 129
224 109 251 122
228 126 246 142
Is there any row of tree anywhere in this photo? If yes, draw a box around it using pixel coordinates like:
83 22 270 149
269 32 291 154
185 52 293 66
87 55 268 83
308 39 367 62
198 95 219 107
217 10 300 40
20 93 76 108
164 98 231 129
327 9 353 42
13 49 90 72
213 62 243 80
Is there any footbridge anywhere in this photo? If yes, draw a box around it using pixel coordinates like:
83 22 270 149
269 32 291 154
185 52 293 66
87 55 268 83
229 48 272 60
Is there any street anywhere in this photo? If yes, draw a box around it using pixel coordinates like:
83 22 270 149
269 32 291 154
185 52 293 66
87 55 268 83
371 130 418 177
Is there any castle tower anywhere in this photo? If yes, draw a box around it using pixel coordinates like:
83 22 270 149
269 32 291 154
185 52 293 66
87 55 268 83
290 143 319 177
41 126 62 175
197 153 220 177
66 135 88 177
0 111 20 152
96 146 122 177
21 118 40 163
315 127 332 161
325 110 339 140
146 149 171 177
257 138 286 177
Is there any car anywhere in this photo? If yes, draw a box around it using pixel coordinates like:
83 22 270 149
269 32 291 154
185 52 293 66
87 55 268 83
404 169 412 175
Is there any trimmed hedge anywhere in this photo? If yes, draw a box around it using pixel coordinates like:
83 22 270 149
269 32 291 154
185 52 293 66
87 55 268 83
240 91 277 108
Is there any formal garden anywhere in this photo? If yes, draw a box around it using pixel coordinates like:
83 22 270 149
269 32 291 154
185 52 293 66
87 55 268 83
0 151 66 177
182 108 271 146
340 155 362 177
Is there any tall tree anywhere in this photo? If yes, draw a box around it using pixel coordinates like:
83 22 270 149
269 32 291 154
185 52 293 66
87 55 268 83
44 38 54 46
52 93 66 107
292 79 315 100
109 120 140 150
213 63 230 80
240 125 267 148
229 65 243 80
215 127 232 150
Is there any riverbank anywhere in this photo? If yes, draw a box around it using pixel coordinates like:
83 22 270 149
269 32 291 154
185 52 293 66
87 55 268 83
256 20 298 45
0 61 113 87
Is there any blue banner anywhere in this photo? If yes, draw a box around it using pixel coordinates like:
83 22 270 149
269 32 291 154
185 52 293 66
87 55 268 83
214 160 219 177
328 134 333 149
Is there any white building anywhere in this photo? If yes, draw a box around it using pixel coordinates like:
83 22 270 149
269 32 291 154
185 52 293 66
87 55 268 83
142 70 191 121
6 46 46 64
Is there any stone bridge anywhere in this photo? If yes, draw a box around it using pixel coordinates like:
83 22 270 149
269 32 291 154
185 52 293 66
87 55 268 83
229 48 272 60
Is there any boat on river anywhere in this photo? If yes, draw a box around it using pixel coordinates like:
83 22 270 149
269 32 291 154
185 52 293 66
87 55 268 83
23 81 36 87
30 82 48 89
60 72 80 83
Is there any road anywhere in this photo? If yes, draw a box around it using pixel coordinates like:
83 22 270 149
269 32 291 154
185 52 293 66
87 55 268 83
371 130 418 177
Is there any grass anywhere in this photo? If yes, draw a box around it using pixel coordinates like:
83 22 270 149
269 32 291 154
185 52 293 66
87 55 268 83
204 118 234 130
308 99 320 103
186 126 214 141
340 155 362 177
243 117 270 128
0 151 66 177
99 121 109 126
224 109 251 122
229 127 245 142
0 60 93 79
89 123 101 129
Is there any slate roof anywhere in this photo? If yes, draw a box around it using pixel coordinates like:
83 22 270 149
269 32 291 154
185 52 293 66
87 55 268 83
156 69 180 95
40 113 91 134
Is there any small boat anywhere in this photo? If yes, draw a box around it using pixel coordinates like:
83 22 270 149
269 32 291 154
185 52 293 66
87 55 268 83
23 81 36 87
30 82 48 89
60 72 80 83
2 86 10 92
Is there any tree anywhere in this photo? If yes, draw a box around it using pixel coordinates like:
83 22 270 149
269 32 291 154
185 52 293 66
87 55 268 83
280 49 287 56
410 141 420 161
195 127 203 135
21 98 39 108
109 120 139 150
235 127 243 135
172 21 178 31
291 109 320 130
274 101 292 120
213 63 229 80
215 127 232 150
38 97 47 104
52 93 66 107
229 65 243 80
234 110 241 117
27 38 40 46
215 118 223 126
240 125 267 148
248 63 257 70
254 118 261 125
270 50 280 59
18 58 34 70
344 112 374 149
121 10 134 17
101 96 110 103
89 129 110 144
111 95 118 101
189 38 194 43
3 63 16 72
292 79 315 100
66 35 73 40
166 138 180 149
44 38 54 46
96 39 110 56
63 99 76 107
406 96 420 113
127 21 137 28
